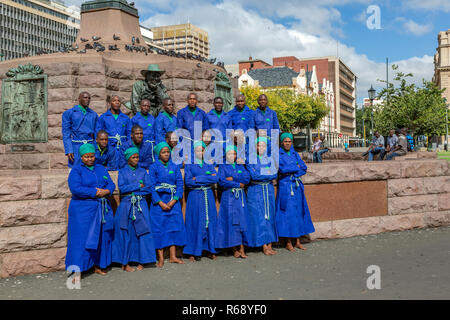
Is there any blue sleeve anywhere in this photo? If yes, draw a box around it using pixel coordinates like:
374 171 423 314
273 111 280 130
154 117 164 143
128 117 136 140
218 165 240 189
102 169 116 195
176 110 183 130
238 166 251 185
147 166 162 204
279 154 301 175
68 166 97 198
95 115 104 136
185 165 218 188
202 112 210 131
296 153 308 176
118 170 140 195
195 166 219 185
118 146 126 169
175 166 184 200
106 148 117 171
247 110 255 130
62 110 73 155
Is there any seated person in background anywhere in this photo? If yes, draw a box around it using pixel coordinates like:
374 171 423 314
380 129 398 160
368 131 385 161
311 137 322 163
118 125 154 170
385 128 408 160
94 130 117 170
405 128 414 152
315 135 330 163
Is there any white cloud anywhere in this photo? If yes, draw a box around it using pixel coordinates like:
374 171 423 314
401 19 433 36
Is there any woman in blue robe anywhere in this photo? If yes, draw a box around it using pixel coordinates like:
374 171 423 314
112 147 156 272
66 143 115 283
183 141 219 261
216 145 251 258
148 142 187 268
243 137 279 255
276 133 315 251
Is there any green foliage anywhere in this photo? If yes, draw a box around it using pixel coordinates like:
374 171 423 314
239 86 329 132
374 64 448 136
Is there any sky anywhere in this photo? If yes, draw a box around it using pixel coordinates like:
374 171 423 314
66 0 449 105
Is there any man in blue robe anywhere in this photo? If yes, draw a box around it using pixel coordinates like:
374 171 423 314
176 93 209 149
62 92 98 168
206 97 232 165
129 99 155 142
94 130 117 171
95 95 132 157
118 125 154 169
154 98 177 143
253 94 280 154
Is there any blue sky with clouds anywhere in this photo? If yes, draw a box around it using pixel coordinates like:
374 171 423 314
67 0 449 104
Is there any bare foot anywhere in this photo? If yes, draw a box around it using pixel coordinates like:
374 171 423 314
262 245 271 256
189 256 196 262
94 267 107 275
169 257 186 264
121 265 135 272
233 249 241 258
156 259 164 268
239 251 248 259
295 242 307 250
270 249 277 255
136 264 144 271
209 254 217 260
71 273 81 285
286 241 295 252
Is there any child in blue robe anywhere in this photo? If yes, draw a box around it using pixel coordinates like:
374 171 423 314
148 142 187 268
216 145 251 258
276 133 315 251
118 125 154 169
243 137 279 255
112 147 156 272
154 98 177 143
94 130 117 171
183 141 219 261
66 144 115 283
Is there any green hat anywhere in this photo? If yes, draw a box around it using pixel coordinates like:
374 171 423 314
280 132 293 142
194 141 206 150
141 64 165 77
79 143 95 157
255 136 268 145
154 142 171 157
225 145 237 154
124 147 139 161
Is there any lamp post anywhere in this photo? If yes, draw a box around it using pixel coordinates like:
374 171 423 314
368 85 376 137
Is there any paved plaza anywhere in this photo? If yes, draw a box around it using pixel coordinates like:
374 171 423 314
0 226 449 300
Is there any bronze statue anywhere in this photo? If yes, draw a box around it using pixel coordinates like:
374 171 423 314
128 64 169 117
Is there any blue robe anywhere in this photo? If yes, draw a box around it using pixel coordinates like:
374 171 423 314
112 166 156 265
176 106 209 142
61 105 98 167
147 160 187 249
254 107 280 154
183 162 218 256
216 164 250 249
94 144 117 171
227 105 255 132
154 112 177 143
118 140 154 170
65 163 115 272
243 155 278 247
95 110 131 153
206 110 232 164
276 148 315 237
130 112 155 142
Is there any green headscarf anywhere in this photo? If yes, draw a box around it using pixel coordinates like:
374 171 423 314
255 136 268 145
193 140 206 150
154 142 171 157
124 147 139 160
79 143 95 157
280 132 293 142
225 145 237 154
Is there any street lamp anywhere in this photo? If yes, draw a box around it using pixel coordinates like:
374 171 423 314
368 85 376 137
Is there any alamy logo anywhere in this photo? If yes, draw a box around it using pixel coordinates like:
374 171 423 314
366 265 381 290
366 5 381 30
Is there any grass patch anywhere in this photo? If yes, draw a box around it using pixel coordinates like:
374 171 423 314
438 151 450 161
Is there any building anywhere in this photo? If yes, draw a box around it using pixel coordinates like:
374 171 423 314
151 23 209 59
237 55 357 139
0 0 80 60
433 29 450 147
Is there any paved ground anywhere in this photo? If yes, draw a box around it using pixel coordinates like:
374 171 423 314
0 226 449 300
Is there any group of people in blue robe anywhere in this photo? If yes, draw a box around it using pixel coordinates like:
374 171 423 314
64 91 315 280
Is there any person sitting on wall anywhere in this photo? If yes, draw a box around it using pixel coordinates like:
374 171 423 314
379 129 398 160
311 136 322 163
367 131 385 161
315 135 330 163
94 130 117 171
385 128 408 160
62 92 98 168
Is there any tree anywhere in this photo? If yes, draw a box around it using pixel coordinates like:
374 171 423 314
239 86 329 132
374 65 448 136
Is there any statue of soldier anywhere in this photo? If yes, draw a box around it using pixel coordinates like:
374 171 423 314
129 64 169 118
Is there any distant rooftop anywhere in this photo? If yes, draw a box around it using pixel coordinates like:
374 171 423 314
248 67 299 87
